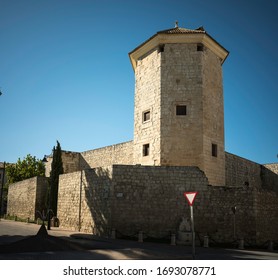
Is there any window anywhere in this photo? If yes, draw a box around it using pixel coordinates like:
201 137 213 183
158 44 165 53
197 44 204 52
143 144 150 157
176 105 187 116
212 143 218 157
143 110 150 122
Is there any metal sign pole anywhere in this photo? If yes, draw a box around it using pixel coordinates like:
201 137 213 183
190 205 195 259
184 191 198 260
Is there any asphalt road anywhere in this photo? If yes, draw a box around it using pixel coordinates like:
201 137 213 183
0 219 277 260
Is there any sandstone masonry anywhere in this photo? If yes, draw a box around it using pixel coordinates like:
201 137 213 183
6 25 278 246
57 164 278 244
7 176 48 221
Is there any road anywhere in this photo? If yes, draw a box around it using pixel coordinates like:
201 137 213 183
0 219 277 260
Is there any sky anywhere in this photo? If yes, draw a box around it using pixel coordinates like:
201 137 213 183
0 0 277 164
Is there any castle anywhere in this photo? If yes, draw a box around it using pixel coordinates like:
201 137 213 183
7 24 278 246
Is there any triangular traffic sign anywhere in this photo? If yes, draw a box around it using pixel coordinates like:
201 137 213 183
184 191 198 206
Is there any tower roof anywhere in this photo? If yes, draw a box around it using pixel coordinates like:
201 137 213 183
157 26 206 34
129 25 229 70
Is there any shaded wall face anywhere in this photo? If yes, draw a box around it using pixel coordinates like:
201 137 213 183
202 48 225 186
44 151 81 177
57 164 278 245
57 165 210 238
255 190 278 243
57 167 113 234
111 166 260 243
111 165 209 238
260 165 278 191
7 176 48 220
225 152 262 188
206 186 257 243
225 152 278 191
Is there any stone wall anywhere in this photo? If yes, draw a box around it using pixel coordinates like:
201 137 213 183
255 189 278 243
264 163 278 174
206 186 256 243
57 165 209 237
111 165 209 238
57 167 113 233
133 47 162 166
225 152 278 192
202 47 225 186
204 186 278 244
80 141 133 169
45 142 133 177
261 165 278 192
57 164 278 245
7 176 48 220
160 43 204 169
225 152 262 189
45 151 81 177
132 41 226 186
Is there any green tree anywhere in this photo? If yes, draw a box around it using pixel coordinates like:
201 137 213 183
6 154 45 184
49 141 64 216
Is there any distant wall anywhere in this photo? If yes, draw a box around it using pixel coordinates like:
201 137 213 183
45 151 81 177
80 141 134 169
7 176 48 220
225 152 262 189
260 165 278 192
44 142 133 178
225 152 278 192
264 163 278 174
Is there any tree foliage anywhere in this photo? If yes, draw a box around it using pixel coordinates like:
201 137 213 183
6 154 45 184
49 141 64 216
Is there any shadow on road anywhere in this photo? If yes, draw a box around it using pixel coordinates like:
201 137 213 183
0 224 278 260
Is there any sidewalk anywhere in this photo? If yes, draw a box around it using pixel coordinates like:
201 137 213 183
0 219 278 260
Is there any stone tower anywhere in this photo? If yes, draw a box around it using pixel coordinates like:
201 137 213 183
129 24 229 186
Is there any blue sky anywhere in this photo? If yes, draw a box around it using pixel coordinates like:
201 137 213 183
0 0 277 164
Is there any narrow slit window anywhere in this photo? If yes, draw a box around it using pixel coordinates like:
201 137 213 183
176 105 187 116
212 143 218 157
143 110 150 122
143 144 150 157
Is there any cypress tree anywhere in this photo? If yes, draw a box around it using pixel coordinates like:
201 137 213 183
49 141 64 216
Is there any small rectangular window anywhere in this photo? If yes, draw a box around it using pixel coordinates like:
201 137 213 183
143 110 150 122
176 105 187 115
158 44 165 53
197 44 204 52
212 143 218 157
143 144 150 157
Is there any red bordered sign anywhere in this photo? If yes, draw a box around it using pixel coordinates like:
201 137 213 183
184 191 198 206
